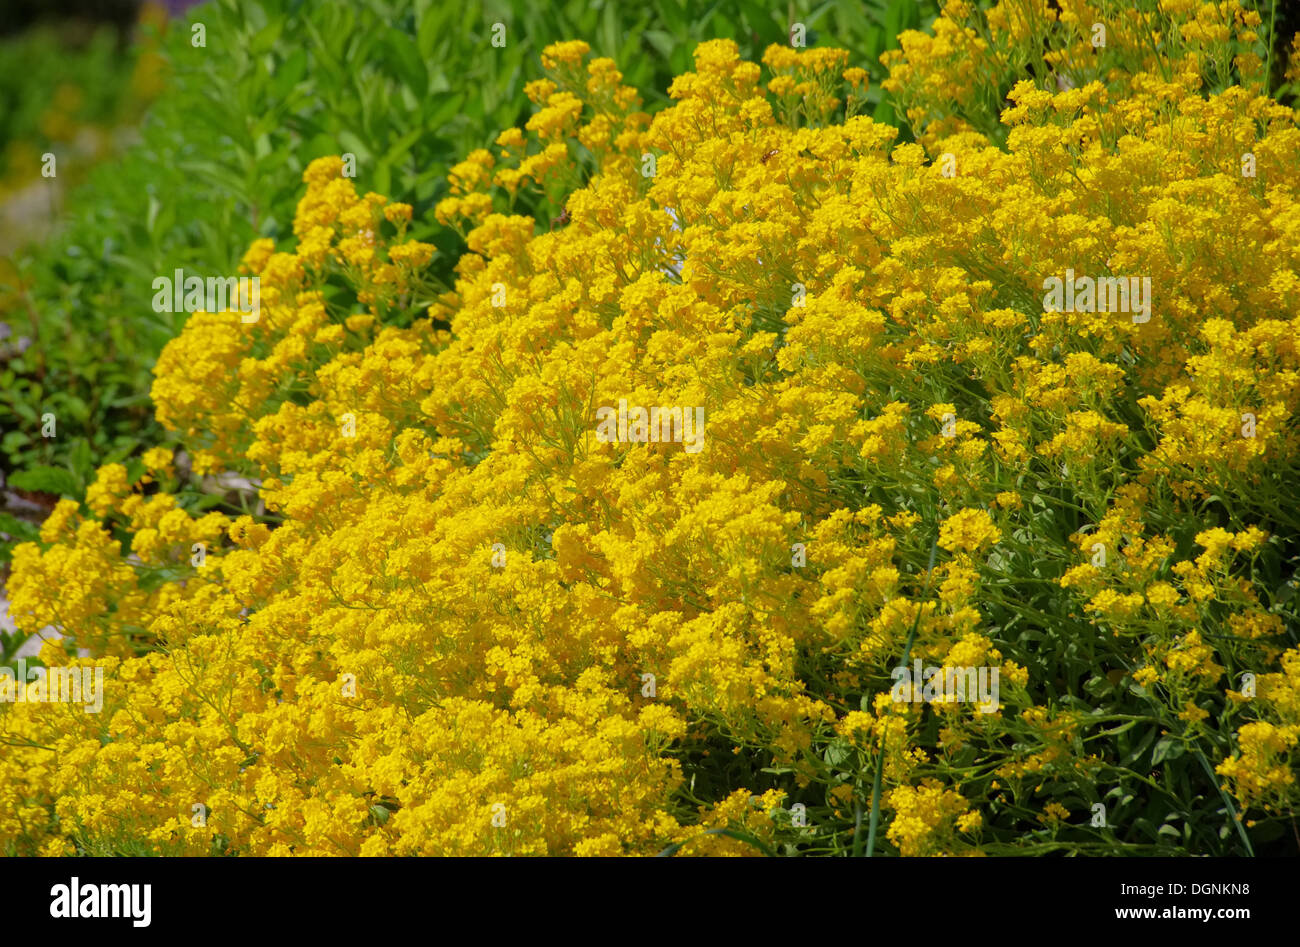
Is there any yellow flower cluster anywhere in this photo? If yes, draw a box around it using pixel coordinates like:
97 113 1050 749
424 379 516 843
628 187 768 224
5 6 1300 855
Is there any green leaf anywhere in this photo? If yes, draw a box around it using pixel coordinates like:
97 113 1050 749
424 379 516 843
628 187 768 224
416 3 445 62
387 33 429 95
1151 736 1184 767
250 18 286 56
0 513 41 543
6 465 79 498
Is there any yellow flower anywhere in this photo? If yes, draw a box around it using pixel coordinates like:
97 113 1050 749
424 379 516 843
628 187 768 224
938 508 1001 555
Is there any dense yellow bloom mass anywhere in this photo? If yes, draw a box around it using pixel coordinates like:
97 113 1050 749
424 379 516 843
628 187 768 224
4 2 1299 855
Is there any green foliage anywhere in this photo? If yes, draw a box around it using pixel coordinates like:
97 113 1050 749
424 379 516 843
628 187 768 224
0 23 139 183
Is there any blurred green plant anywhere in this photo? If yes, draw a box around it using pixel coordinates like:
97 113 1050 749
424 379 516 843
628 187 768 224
0 23 141 188
0 0 942 496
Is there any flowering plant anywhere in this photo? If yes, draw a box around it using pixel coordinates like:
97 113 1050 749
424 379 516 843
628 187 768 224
4 1 1299 856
